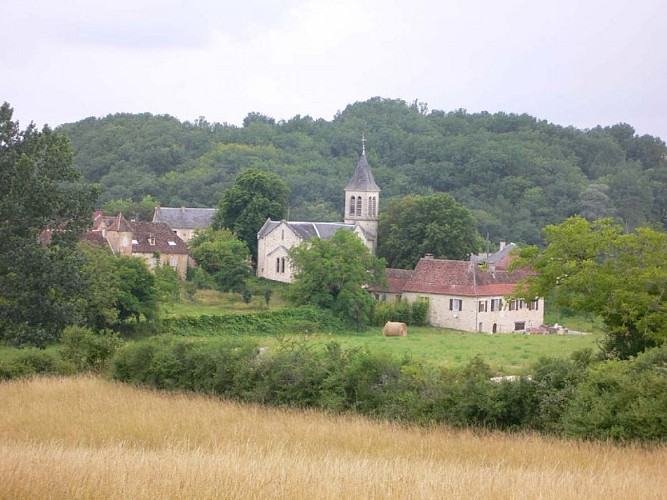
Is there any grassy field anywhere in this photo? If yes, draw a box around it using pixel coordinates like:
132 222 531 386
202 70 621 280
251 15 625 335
1 376 664 499
310 328 601 373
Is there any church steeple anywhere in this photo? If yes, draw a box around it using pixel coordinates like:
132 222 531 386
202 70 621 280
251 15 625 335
344 136 380 253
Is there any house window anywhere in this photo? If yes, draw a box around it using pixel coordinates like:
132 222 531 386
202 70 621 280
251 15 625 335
509 300 516 311
528 300 539 311
514 322 526 331
169 257 178 268
478 300 488 312
449 298 463 311
491 299 502 311
356 197 362 215
519 299 525 309
350 196 356 215
395 294 401 303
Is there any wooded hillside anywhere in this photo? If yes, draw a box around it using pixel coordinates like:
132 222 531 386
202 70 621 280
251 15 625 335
58 97 667 245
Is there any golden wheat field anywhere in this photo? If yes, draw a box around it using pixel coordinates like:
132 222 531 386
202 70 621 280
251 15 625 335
0 377 665 499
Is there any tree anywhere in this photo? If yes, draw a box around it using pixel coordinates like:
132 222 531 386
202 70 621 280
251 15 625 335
288 230 386 328
101 194 159 221
0 103 99 347
114 256 158 324
213 168 289 260
188 228 251 292
378 193 480 269
514 217 667 359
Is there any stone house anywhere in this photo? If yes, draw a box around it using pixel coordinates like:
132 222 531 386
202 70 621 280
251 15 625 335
151 206 217 242
256 146 380 283
91 213 189 279
375 256 544 333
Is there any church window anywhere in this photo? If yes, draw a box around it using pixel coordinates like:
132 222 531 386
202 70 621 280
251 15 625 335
280 257 286 273
276 257 280 273
350 196 356 215
356 197 362 215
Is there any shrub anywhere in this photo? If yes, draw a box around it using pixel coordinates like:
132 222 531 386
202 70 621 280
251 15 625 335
0 348 75 380
60 326 123 372
371 299 430 326
562 345 667 442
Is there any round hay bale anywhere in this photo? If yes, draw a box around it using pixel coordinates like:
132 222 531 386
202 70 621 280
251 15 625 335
383 321 407 337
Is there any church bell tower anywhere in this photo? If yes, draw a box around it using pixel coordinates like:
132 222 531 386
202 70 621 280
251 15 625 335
344 135 380 253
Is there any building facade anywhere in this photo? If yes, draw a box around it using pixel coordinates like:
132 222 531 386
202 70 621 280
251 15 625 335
256 148 380 283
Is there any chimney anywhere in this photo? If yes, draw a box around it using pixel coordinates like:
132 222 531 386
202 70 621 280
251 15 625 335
499 240 506 251
424 253 434 259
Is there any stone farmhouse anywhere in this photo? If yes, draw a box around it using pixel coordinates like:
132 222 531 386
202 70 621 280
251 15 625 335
152 206 216 242
88 213 189 279
256 146 380 283
374 256 543 333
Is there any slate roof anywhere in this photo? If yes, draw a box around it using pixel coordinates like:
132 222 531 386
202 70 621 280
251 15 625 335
258 219 357 241
345 153 380 191
152 207 216 230
472 242 517 269
402 257 533 297
129 221 189 254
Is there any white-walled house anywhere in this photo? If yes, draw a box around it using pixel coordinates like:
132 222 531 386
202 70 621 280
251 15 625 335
377 256 544 333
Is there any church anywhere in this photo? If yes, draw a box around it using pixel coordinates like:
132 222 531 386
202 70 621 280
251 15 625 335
256 144 380 283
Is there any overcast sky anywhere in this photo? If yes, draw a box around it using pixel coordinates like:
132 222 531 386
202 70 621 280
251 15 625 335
2 0 666 140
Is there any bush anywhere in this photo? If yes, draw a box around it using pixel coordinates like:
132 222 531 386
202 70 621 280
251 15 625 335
60 326 123 372
371 299 430 326
0 348 75 380
562 345 667 442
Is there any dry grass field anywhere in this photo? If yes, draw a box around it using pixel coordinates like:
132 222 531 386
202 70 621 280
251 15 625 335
1 376 665 500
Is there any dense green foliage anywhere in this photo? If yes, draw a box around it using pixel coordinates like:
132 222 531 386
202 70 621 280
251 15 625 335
101 194 158 221
58 98 667 247
213 168 289 259
371 299 430 327
162 306 347 336
187 228 251 291
288 230 386 328
109 337 667 443
515 217 667 359
0 103 99 347
378 193 481 268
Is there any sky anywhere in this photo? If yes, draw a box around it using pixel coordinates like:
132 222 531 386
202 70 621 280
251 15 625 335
2 0 666 140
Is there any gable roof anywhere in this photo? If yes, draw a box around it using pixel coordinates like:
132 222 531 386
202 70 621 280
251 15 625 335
129 221 189 255
152 207 216 230
258 219 357 241
345 152 380 192
472 242 517 269
402 257 533 297
93 213 133 232
370 268 414 294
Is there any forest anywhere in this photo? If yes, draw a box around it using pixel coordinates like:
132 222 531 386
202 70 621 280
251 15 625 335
58 97 667 245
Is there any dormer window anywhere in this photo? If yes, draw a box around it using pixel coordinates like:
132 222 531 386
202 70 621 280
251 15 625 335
148 234 156 246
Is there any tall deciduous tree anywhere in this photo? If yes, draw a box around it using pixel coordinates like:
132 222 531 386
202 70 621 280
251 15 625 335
213 168 289 260
378 193 480 269
514 216 667 359
188 228 251 292
288 230 386 328
0 103 99 347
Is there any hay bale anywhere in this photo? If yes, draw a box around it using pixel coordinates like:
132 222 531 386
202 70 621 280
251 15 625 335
383 321 407 337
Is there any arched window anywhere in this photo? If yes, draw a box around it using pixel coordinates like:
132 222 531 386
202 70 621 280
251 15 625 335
280 257 286 273
372 197 377 216
276 257 280 273
368 196 372 216
356 196 362 215
350 196 356 215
